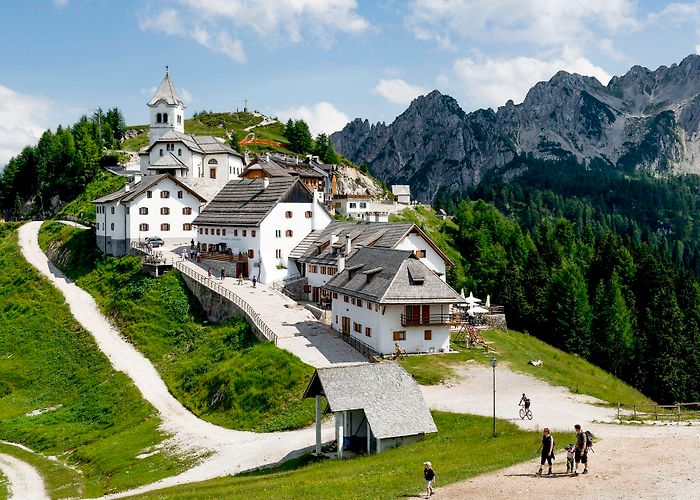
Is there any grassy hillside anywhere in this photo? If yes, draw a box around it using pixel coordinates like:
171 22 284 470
58 169 126 223
0 223 183 497
132 412 540 500
400 329 654 405
39 222 317 432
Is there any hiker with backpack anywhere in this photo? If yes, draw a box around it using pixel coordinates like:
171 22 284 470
537 427 555 476
573 424 592 476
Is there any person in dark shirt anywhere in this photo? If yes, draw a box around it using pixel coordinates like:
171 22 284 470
537 427 555 475
574 424 588 475
423 461 436 497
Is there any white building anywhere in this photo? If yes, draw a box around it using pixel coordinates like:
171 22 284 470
324 247 465 355
139 70 245 181
94 174 206 255
392 185 411 205
193 176 332 283
290 221 453 304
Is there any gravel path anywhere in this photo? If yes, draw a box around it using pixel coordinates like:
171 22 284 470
420 362 700 499
18 222 334 498
0 453 48 500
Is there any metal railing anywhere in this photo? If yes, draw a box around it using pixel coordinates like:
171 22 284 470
401 313 464 327
174 261 278 345
617 402 700 421
338 331 378 361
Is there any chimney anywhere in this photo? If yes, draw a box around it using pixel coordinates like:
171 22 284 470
337 253 345 273
244 151 250 165
265 152 270 162
133 174 142 184
124 183 130 192
262 177 270 189
345 233 352 255
330 234 339 245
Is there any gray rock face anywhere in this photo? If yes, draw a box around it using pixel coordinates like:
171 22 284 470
332 54 700 202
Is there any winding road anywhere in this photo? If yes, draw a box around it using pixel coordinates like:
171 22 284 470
0 453 47 500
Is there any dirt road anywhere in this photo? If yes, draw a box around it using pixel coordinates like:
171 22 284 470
0 453 48 500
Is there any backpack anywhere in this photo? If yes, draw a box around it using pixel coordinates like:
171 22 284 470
585 430 594 450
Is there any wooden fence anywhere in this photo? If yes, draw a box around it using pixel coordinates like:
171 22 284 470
617 402 700 421
174 261 278 345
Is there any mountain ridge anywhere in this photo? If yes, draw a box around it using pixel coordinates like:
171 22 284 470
332 54 700 201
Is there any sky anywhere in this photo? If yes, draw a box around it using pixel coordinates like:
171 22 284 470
3 0 700 166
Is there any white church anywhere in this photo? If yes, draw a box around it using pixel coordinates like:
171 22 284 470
94 70 245 255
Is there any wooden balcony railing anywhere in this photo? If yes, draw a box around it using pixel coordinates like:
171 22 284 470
401 313 464 327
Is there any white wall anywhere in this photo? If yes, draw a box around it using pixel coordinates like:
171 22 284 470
149 101 184 143
196 225 260 280
395 232 447 281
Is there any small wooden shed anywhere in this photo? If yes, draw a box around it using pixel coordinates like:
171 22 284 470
303 362 437 457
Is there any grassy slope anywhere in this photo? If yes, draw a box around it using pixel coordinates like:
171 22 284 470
132 413 541 500
39 222 317 432
0 223 183 497
400 330 653 405
58 170 126 222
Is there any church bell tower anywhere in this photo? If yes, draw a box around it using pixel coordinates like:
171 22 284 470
147 67 185 144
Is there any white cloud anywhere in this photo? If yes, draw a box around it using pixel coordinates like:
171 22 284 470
276 102 349 136
406 0 639 49
138 8 246 63
373 79 430 105
0 86 55 167
441 51 612 110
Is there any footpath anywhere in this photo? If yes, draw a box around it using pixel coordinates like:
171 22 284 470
0 452 48 500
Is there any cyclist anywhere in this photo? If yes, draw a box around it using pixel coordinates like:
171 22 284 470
519 393 531 412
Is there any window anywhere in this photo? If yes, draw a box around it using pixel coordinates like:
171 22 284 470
415 250 427 258
233 229 238 236
159 149 164 157
110 222 114 230
178 148 182 156
208 158 218 164
126 207 129 214
139 207 148 215
243 229 247 237
161 223 170 231
160 207 170 215
285 230 293 237
163 113 168 123
156 113 162 123
275 230 281 238
216 229 221 236
139 223 149 231
305 211 312 218
210 168 216 179
178 191 183 199
147 191 152 198
365 327 372 337
285 211 292 219
367 301 372 310
183 223 192 231
222 229 226 236
353 322 362 333
205 228 209 235
308 265 317 273
275 249 282 258
177 115 181 124
393 331 406 341
349 202 356 208
424 330 432 341
359 202 367 208
199 228 203 234
161 191 170 198
252 230 256 237
110 206 115 214
247 249 254 258
343 295 349 303
356 299 363 307
332 292 338 299
320 266 327 274
183 207 192 215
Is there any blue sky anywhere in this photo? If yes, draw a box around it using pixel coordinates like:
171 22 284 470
2 0 700 165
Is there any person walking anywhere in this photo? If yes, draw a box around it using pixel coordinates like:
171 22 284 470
573 424 588 476
537 427 555 475
252 275 257 288
207 267 213 280
220 267 225 281
423 461 436 497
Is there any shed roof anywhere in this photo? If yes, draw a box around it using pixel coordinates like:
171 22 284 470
323 247 464 304
192 177 312 226
304 362 437 439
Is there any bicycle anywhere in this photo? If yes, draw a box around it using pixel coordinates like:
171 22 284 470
519 403 533 420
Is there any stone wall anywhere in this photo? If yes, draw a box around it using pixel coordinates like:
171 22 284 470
179 273 269 343
482 313 508 331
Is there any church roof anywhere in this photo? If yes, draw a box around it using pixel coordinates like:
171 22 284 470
146 130 243 158
148 72 184 107
148 152 189 169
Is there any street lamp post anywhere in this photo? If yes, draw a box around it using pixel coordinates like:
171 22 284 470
491 356 497 437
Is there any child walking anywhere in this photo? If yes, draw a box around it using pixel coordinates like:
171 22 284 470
423 461 436 498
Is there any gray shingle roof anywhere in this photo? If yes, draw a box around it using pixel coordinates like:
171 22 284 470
289 230 322 259
193 177 312 226
242 157 293 178
304 362 437 440
92 174 205 204
148 72 183 107
145 131 242 158
323 247 464 304
293 221 414 264
149 152 188 169
392 185 411 196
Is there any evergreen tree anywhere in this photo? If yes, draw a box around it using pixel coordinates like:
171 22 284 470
314 133 339 164
546 260 592 356
591 274 634 377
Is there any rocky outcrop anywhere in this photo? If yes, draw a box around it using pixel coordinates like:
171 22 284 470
332 54 700 202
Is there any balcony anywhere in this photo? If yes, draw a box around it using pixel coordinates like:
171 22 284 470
400 313 464 327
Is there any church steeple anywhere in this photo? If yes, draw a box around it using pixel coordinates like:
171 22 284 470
148 67 185 144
